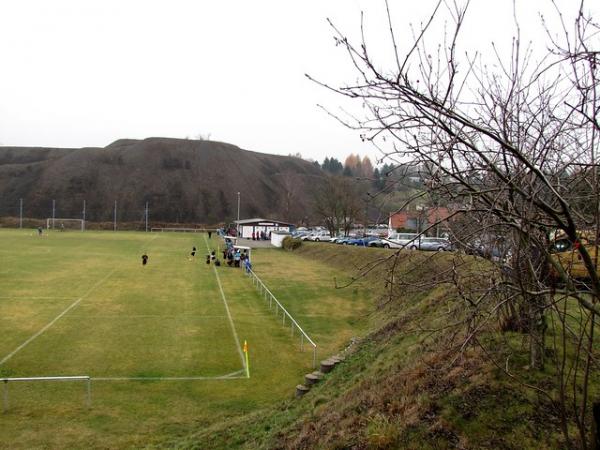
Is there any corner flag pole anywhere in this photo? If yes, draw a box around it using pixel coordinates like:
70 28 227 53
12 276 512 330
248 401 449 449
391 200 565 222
243 340 250 378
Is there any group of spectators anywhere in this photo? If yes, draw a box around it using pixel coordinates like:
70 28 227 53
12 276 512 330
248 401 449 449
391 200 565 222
252 230 270 240
222 238 252 272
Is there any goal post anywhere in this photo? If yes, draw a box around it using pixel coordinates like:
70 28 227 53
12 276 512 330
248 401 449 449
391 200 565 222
2 376 91 411
46 218 85 231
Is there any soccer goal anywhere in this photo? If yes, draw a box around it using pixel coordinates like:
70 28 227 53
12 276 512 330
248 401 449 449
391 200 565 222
1 376 91 412
46 218 85 231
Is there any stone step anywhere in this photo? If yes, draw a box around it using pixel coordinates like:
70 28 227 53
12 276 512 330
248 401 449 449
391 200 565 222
320 359 336 373
305 373 322 385
295 384 310 398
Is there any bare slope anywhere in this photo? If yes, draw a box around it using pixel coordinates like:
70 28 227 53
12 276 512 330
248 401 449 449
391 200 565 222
0 138 323 224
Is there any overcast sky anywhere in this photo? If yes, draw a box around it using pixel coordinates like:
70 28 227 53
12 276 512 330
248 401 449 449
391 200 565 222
0 0 596 164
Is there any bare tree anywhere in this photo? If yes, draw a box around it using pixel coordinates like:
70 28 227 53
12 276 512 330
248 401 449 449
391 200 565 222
310 0 600 446
313 175 364 236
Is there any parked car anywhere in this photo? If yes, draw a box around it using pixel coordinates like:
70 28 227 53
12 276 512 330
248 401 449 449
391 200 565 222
463 236 508 261
373 238 401 249
305 231 330 242
377 233 420 249
549 229 599 280
368 239 385 248
408 237 453 251
336 236 355 245
347 236 379 247
292 231 310 239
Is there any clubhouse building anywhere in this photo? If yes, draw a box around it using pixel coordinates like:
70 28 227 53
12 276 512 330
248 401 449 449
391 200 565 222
234 218 295 239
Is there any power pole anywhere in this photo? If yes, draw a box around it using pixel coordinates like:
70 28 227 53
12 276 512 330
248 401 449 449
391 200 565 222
237 192 240 235
145 202 149 232
19 198 23 229
82 200 86 231
52 199 56 229
113 200 117 232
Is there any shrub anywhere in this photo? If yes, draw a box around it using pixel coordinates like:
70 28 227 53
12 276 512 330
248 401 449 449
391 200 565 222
282 236 302 251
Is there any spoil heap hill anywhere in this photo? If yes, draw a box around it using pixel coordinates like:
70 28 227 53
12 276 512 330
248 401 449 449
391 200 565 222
0 138 323 224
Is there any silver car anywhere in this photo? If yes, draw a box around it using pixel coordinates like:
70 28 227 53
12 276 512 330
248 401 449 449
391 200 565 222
408 237 453 251
305 231 330 242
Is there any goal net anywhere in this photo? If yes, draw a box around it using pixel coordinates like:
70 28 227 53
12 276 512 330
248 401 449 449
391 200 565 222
46 218 85 231
1 376 91 412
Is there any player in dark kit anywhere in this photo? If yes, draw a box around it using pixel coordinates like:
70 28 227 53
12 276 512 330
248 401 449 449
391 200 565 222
142 254 149 266
189 246 197 261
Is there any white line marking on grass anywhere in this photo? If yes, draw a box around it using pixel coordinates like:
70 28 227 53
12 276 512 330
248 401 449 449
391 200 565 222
203 234 246 370
66 314 229 319
0 268 117 366
92 370 247 381
0 296 76 300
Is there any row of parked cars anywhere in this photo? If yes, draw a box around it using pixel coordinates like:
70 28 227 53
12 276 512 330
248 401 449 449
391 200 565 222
292 231 453 252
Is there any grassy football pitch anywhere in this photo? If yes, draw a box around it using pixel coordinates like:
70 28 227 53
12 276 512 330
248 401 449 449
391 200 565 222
0 229 372 448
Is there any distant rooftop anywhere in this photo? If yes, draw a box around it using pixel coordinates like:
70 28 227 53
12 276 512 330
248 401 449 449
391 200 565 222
234 218 295 226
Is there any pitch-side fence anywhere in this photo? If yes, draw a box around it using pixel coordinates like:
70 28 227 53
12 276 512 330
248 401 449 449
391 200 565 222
244 269 317 369
2 376 91 412
0 199 151 231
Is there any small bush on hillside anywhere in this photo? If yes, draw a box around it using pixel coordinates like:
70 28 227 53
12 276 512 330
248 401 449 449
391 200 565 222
282 236 302 251
366 414 401 448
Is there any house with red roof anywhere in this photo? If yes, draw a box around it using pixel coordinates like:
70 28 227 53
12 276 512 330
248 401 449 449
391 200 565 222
388 207 452 235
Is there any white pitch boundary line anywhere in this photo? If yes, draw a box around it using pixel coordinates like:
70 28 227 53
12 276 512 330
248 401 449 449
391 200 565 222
66 314 231 319
202 234 246 370
0 268 117 366
93 369 247 381
0 296 76 300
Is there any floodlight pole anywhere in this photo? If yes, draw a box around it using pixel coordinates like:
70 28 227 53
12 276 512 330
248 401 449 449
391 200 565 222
237 192 240 235
82 200 86 231
52 199 56 229
113 200 117 232
19 198 23 229
145 202 149 232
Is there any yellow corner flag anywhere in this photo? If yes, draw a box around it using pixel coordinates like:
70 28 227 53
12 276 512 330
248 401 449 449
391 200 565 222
243 340 250 378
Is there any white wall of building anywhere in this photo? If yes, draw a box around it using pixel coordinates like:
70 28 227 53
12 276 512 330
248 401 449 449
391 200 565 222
270 231 292 248
240 222 291 239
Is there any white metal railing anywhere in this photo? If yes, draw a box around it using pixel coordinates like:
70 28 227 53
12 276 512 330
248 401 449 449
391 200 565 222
245 268 317 368
1 376 91 412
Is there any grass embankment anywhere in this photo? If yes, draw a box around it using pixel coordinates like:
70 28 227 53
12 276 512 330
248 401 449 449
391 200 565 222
175 242 600 449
